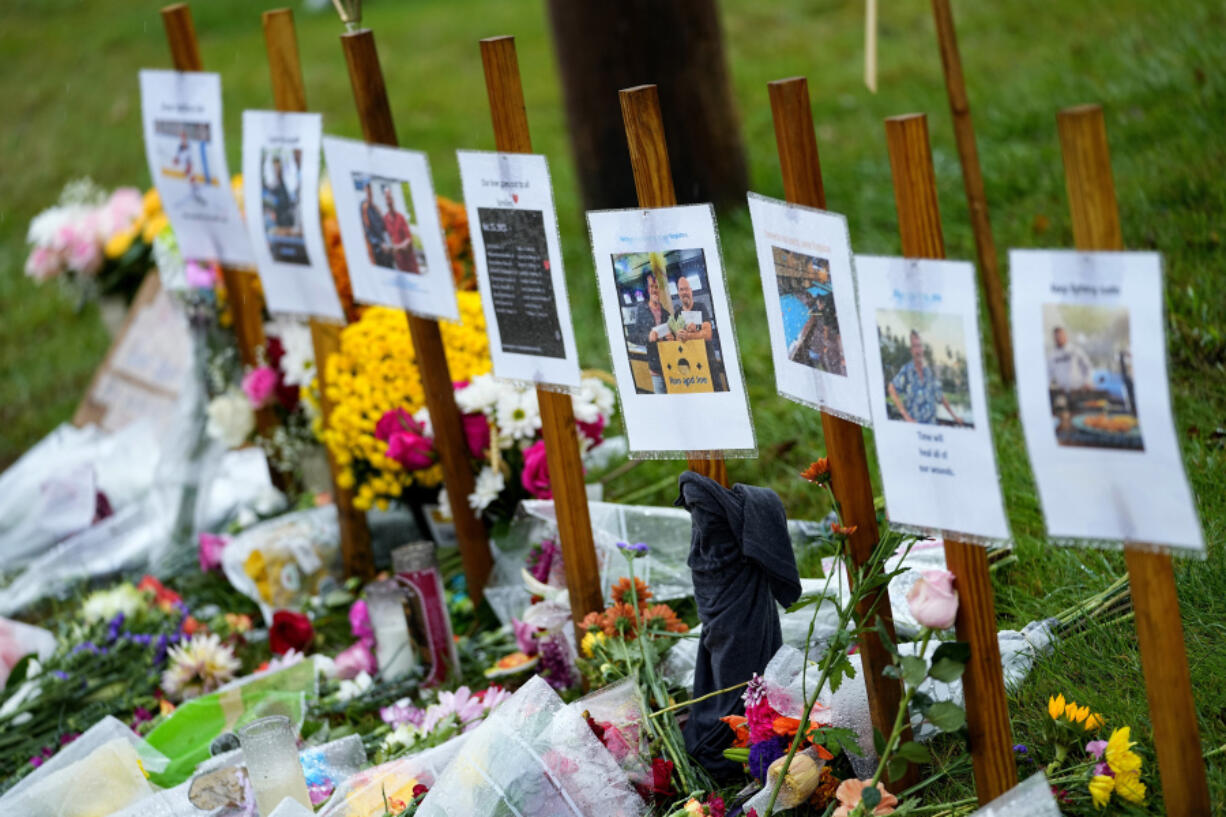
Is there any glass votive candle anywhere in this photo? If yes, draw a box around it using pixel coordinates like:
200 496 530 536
237 715 311 817
366 579 416 680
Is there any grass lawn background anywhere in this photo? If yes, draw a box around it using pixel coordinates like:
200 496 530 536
1 0 1223 808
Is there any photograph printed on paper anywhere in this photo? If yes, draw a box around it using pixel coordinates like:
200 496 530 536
877 309 974 428
1042 303 1142 451
476 207 565 359
260 147 309 266
773 245 846 376
152 119 221 211
352 173 426 276
612 249 727 395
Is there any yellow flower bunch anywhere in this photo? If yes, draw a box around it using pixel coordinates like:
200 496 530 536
103 188 168 260
321 296 491 511
1047 693 1104 731
1089 726 1147 807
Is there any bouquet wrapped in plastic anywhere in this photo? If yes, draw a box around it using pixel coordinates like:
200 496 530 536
318 734 470 817
415 676 645 817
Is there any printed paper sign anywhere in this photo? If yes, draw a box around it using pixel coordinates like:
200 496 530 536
140 70 253 266
241 111 343 320
322 135 457 321
1010 249 1202 553
748 193 871 424
587 205 755 457
456 151 581 388
856 256 1009 543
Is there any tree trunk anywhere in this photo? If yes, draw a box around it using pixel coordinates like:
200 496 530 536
546 0 749 211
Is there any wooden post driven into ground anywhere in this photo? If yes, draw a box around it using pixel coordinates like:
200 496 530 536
478 36 604 629
339 28 493 601
618 84 728 488
768 77 915 787
884 113 1016 803
1056 104 1209 816
930 0 1013 385
261 7 374 580
161 3 282 461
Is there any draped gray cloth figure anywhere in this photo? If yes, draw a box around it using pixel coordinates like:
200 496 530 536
674 471 801 776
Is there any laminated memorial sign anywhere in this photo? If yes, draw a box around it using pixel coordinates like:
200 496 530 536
139 70 253 266
1010 249 1202 553
587 205 755 458
747 193 871 424
856 256 1010 543
456 150 581 388
241 111 343 320
321 136 457 321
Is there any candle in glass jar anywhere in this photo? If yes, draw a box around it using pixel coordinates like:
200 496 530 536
237 715 311 817
366 579 416 680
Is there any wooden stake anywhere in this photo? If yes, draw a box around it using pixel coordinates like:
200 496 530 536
161 3 282 464
618 84 728 487
767 76 915 787
930 0 1013 385
478 36 604 629
1057 103 1209 816
339 28 493 601
261 7 374 580
884 112 1016 803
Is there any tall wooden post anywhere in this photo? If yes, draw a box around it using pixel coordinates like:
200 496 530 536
1057 103 1209 816
339 29 493 601
478 36 604 629
161 3 281 454
261 7 374 580
618 84 728 487
930 0 1013 385
767 77 914 786
884 113 1016 803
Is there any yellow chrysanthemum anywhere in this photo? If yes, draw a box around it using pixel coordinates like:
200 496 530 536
580 630 606 658
1084 712 1105 731
1105 727 1141 775
1048 694 1066 720
1114 770 1146 804
1088 774 1114 808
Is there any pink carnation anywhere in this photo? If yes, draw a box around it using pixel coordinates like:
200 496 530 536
198 532 229 572
185 261 217 289
333 640 376 680
241 366 279 409
386 430 433 470
520 440 552 499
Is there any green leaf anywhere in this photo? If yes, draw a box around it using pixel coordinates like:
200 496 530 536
828 654 855 694
887 755 910 783
901 655 928 687
786 591 838 613
872 727 887 756
861 785 882 809
928 656 967 683
896 740 931 763
925 701 967 732
882 664 902 680
928 642 970 682
4 654 33 692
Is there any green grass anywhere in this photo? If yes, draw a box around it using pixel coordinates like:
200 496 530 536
2 0 1224 808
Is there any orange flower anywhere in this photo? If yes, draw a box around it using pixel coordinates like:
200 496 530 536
603 602 639 638
801 458 831 483
610 576 652 607
579 611 605 634
831 523 858 536
642 603 689 634
811 766 841 809
721 715 750 748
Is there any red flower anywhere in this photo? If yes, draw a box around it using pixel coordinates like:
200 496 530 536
138 575 181 612
636 757 673 804
269 610 314 655
411 784 429 799
520 440 552 499
461 413 491 458
801 458 830 483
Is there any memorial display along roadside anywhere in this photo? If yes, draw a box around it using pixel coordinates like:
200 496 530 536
1 0 1224 815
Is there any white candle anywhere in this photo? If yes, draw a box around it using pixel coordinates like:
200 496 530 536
366 579 416 680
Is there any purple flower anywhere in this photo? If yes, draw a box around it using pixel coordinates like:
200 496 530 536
1013 744 1028 753
742 673 768 708
380 698 425 729
512 618 539 656
1086 739 1108 760
106 613 126 643
616 541 649 558
748 735 789 781
153 634 169 665
51 671 69 681
527 539 559 584
537 635 575 691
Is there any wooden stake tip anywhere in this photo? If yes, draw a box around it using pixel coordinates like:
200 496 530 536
619 83 658 96
767 76 808 88
1058 102 1103 117
480 35 515 45
885 112 927 124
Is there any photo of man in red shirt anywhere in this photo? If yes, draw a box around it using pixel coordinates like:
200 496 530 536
382 185 419 274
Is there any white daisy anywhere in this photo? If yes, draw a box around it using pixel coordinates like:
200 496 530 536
468 466 506 513
455 373 503 415
495 387 540 442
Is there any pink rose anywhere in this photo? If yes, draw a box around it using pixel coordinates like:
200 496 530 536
333 640 376 680
520 440 552 499
375 408 421 443
462 413 491 458
66 230 103 276
24 246 62 282
185 261 217 289
349 599 374 647
906 569 959 630
105 188 143 230
386 430 434 470
241 366 279 409
198 532 229 572
577 414 606 445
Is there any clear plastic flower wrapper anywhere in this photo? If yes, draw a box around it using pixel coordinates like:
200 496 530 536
221 505 341 623
317 734 470 817
569 677 650 787
0 715 169 817
0 616 57 687
740 745 829 815
414 675 645 817
484 499 827 626
969 772 1061 816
